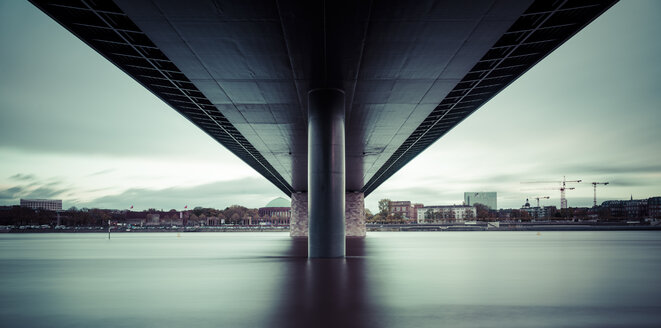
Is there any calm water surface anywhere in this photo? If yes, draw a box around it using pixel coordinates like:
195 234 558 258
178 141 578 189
1 231 660 328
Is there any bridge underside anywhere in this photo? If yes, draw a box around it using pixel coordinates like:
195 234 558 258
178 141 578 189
31 0 616 256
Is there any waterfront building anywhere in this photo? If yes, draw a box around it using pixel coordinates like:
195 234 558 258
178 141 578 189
411 203 425 221
390 201 411 219
258 197 291 224
625 199 648 218
601 198 648 218
601 200 626 217
520 198 556 219
125 210 185 226
464 192 497 210
19 199 62 211
417 205 476 224
540 206 557 219
649 197 661 218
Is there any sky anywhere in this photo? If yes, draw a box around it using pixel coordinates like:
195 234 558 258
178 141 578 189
1 1 660 212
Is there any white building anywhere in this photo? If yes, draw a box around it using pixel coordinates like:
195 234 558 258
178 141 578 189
417 205 476 223
20 199 62 211
520 198 556 219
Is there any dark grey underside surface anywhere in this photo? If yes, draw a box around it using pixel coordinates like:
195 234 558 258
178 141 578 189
30 0 616 196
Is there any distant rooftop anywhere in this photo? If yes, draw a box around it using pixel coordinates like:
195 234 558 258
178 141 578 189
264 197 290 208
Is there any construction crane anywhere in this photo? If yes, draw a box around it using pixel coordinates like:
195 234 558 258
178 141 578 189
521 176 581 209
591 182 609 207
534 196 550 207
559 176 582 209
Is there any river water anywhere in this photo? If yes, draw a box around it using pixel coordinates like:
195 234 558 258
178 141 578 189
1 231 660 328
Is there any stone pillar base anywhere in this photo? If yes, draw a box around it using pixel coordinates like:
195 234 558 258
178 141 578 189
346 192 366 238
289 192 365 238
290 192 308 238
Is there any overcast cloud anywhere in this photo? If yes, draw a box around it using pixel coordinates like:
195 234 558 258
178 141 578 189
83 177 284 210
1 1 660 212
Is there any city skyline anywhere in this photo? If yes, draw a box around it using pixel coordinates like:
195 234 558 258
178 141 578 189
1 1 660 212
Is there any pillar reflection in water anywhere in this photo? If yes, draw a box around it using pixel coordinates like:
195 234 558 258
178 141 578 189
272 238 376 328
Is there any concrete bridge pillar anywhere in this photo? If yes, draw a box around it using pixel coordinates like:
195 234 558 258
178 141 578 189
289 89 366 256
307 89 346 258
290 191 366 239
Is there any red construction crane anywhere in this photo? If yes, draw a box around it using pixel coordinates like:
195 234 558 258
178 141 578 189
591 182 609 207
559 177 582 209
522 176 581 209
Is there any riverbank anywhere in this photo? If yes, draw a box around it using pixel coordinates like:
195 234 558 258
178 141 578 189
2 222 661 233
368 223 661 232
0 225 290 233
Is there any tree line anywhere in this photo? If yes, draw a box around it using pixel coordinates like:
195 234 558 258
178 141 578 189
0 205 276 227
